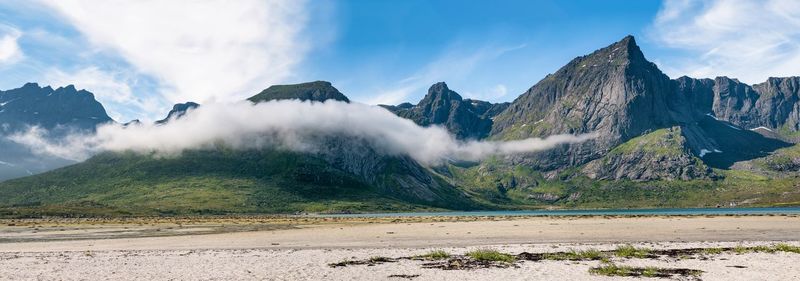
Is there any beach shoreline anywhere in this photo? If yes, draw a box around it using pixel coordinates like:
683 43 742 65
1 215 799 280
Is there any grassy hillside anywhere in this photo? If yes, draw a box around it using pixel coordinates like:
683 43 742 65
2 147 800 218
0 150 454 217
446 157 800 209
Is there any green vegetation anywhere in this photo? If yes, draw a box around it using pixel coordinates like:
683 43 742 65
608 127 685 157
329 244 800 272
465 249 516 263
614 245 652 258
754 143 800 171
2 125 800 217
417 250 451 260
589 264 634 276
0 150 448 217
543 249 604 261
446 159 800 210
589 264 702 278
774 243 800 254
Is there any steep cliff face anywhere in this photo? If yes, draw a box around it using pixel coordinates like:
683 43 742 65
751 77 800 139
487 36 789 179
710 77 761 127
490 36 676 170
675 76 800 142
381 82 504 139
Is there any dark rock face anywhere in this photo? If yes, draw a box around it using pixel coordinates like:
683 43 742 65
0 83 114 181
672 76 800 142
710 77 761 127
750 77 800 138
248 81 350 103
313 136 462 204
488 35 789 180
0 83 113 133
465 99 511 119
382 82 505 139
155 102 199 124
490 36 677 170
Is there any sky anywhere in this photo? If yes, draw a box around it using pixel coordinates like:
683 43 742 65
0 0 799 122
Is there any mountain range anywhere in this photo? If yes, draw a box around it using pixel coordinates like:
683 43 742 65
2 35 800 217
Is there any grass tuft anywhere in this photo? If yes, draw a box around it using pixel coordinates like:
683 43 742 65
590 264 633 276
774 243 800 254
614 245 651 258
417 250 451 260
590 264 703 278
466 249 516 263
543 249 605 261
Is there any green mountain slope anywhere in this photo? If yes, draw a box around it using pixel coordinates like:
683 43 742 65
0 150 471 217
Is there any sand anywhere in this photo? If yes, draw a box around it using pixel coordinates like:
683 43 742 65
0 215 799 280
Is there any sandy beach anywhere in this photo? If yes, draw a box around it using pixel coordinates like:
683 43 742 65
1 215 799 280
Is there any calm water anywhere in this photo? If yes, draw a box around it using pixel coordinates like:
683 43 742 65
318 207 800 218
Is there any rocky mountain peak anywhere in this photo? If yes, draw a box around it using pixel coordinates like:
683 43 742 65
567 35 648 71
381 82 505 140
415 82 465 123
156 102 199 124
248 81 350 103
424 82 461 100
616 35 646 61
0 83 113 132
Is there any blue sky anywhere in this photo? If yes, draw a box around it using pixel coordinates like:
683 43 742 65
1 0 799 122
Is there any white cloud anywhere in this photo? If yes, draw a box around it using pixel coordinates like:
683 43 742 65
43 67 165 121
365 44 526 105
0 26 23 65
7 100 596 165
40 0 310 105
651 0 800 83
464 84 508 102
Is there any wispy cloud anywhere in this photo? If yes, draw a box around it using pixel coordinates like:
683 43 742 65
43 66 165 122
366 43 526 105
0 25 23 66
7 100 596 165
651 0 800 83
39 0 311 107
463 84 508 102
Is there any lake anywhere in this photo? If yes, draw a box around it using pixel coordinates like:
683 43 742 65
318 207 800 218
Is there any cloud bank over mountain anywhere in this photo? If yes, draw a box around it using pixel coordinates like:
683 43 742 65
652 0 800 83
8 100 595 165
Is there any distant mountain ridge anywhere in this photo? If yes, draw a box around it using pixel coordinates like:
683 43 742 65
0 83 114 181
0 83 112 133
